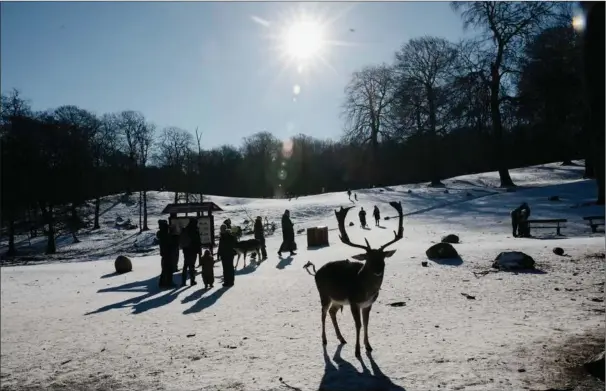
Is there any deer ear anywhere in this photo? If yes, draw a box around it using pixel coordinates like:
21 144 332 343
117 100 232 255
351 253 368 261
383 249 396 258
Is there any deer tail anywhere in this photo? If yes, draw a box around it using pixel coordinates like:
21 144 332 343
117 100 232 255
303 261 316 276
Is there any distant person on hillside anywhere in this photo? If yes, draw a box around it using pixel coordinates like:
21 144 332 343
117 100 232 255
218 224 237 287
157 220 175 289
510 202 531 238
358 207 367 228
180 218 202 287
373 206 381 226
223 218 232 230
200 249 214 289
278 210 297 256
354 193 358 202
347 189 352 201
254 216 268 260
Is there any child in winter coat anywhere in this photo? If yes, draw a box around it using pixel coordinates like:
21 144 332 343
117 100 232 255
200 249 214 289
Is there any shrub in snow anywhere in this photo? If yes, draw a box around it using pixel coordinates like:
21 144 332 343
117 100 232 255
115 255 132 274
426 243 459 259
441 234 460 244
492 251 535 270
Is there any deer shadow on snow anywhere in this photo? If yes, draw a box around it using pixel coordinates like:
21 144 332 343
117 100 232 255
318 345 407 391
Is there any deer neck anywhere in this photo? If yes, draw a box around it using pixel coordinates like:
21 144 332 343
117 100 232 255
358 262 384 294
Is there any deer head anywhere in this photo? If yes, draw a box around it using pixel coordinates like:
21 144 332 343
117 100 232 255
334 201 404 275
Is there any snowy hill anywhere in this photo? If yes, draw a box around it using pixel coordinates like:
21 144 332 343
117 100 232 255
1 161 604 391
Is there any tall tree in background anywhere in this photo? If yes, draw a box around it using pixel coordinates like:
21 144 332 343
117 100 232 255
342 64 396 185
394 36 459 185
156 126 194 203
452 1 564 187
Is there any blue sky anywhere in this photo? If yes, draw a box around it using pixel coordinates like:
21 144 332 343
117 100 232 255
1 2 470 149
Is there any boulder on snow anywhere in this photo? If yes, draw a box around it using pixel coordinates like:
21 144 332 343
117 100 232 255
553 247 565 256
407 189 412 194
443 189 449 194
426 243 459 260
349 222 355 227
441 234 460 244
584 351 605 381
115 255 132 274
384 216 390 221
492 251 535 270
548 195 560 202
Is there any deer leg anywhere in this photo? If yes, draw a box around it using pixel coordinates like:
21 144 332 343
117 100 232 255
362 306 372 353
350 304 362 357
321 296 330 345
329 305 347 344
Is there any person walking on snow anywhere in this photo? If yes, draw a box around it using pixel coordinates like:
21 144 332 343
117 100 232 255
373 206 380 226
358 207 367 228
156 220 175 289
510 202 531 238
218 224 237 287
278 210 297 256
180 218 202 287
254 216 268 260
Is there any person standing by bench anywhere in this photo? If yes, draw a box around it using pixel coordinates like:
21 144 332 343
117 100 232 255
510 202 531 237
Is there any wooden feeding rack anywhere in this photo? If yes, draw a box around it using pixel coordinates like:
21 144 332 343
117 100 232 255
307 226 329 248
162 202 223 255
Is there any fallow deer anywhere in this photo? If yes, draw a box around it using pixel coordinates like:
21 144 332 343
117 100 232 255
304 201 404 357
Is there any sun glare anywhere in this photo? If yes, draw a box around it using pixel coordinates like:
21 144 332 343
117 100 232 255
284 21 324 61
572 13 585 32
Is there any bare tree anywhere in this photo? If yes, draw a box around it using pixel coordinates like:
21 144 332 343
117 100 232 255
195 127 204 202
451 1 563 187
394 36 459 185
115 111 147 195
134 121 155 231
342 64 396 183
156 126 194 203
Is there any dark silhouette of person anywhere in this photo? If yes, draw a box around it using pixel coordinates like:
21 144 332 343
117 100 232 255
200 249 214 289
347 189 352 200
218 224 237 287
358 207 367 228
180 218 202 287
254 216 268 260
354 193 358 201
510 202 531 237
156 220 175 289
278 210 296 256
373 206 380 226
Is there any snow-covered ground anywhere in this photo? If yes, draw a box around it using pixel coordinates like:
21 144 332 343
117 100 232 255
1 161 605 391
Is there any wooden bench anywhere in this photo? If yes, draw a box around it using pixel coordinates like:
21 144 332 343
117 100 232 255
583 215 605 233
525 219 567 236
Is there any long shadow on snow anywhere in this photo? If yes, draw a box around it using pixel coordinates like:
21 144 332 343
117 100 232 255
428 256 463 266
85 275 184 315
183 286 230 314
319 345 406 391
276 255 294 270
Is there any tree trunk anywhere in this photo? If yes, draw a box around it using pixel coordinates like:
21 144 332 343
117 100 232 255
584 155 595 178
142 190 149 231
70 203 80 243
584 2 605 204
427 86 443 186
490 63 515 188
40 203 56 255
93 196 101 229
139 191 143 232
7 214 16 256
174 192 179 204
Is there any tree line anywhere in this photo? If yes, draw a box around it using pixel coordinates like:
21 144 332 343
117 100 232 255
1 2 603 256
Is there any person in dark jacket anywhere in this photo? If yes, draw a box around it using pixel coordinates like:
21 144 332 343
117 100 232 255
218 224 237 287
180 218 202 287
510 202 531 237
358 207 367 228
278 210 296 256
373 206 380 227
200 249 214 289
156 220 175 289
254 216 268 260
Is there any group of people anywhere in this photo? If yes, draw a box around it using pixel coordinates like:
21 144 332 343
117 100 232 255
156 209 297 289
357 206 381 228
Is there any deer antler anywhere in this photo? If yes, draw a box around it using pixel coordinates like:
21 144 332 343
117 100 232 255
334 206 370 251
379 201 404 251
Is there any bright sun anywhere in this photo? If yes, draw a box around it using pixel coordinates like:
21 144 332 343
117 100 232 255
284 20 324 61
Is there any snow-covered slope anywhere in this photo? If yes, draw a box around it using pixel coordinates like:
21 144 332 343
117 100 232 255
1 161 604 391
